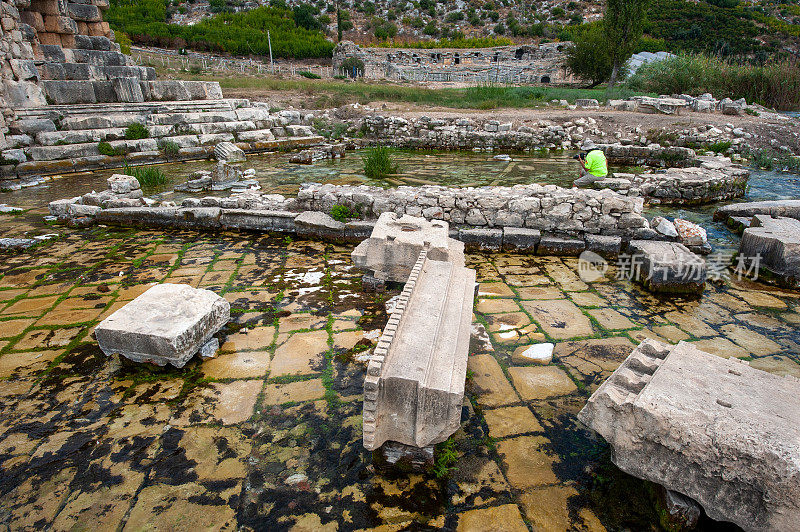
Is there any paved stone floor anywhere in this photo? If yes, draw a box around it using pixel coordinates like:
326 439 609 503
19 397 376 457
0 214 798 530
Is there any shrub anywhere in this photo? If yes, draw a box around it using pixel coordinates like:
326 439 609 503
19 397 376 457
125 122 149 140
106 3 334 59
124 165 168 188
566 22 614 87
98 141 120 156
160 140 180 157
299 70 321 79
330 204 356 222
627 53 800 110
363 145 400 179
707 140 732 154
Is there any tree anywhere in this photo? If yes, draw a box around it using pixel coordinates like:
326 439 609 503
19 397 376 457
566 23 614 87
293 3 322 31
605 0 650 86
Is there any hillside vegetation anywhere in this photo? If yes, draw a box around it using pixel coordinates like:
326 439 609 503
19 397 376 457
106 0 334 59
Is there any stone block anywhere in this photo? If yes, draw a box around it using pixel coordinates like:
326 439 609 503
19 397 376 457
43 14 77 34
352 212 464 282
714 200 800 223
10 59 38 81
219 209 297 232
628 240 706 295
42 80 96 104
3 79 47 108
739 215 800 289
578 340 800 532
66 2 101 21
10 118 56 135
111 77 144 102
537 235 586 256
458 227 503 251
294 210 345 240
214 141 245 162
107 174 140 194
584 234 623 258
38 61 66 80
502 227 541 252
95 284 230 368
63 62 91 80
364 250 476 450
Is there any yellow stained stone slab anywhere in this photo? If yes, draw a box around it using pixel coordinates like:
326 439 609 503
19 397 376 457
484 406 543 438
262 378 326 405
497 435 559 489
508 366 577 400
456 504 528 532
467 354 519 407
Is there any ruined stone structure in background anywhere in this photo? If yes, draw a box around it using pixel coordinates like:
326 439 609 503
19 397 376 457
579 339 800 531
332 40 573 84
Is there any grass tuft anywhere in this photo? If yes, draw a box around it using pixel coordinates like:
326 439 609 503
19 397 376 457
363 145 400 179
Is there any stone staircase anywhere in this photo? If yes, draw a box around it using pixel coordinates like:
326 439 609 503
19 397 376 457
2 99 323 177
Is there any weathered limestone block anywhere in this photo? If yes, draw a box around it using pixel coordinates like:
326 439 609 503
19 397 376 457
42 80 97 104
578 340 800 531
3 79 47 107
111 77 144 102
107 174 140 194
351 212 465 282
294 210 345 240
628 240 706 295
714 200 800 223
66 2 101 22
214 141 246 162
502 227 541 252
739 215 800 289
364 249 476 450
95 284 230 368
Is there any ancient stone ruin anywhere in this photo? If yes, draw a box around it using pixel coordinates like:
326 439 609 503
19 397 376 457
351 212 465 284
333 40 572 84
0 0 322 182
94 283 230 368
579 339 800 531
353 215 476 456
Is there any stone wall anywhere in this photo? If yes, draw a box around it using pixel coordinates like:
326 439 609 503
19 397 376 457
360 114 696 167
295 182 650 238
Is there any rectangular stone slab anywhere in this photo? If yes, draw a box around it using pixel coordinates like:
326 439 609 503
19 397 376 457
95 284 230 368
628 240 706 294
578 340 800 531
363 250 476 450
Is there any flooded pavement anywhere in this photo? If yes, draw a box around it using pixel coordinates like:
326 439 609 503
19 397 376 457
0 202 798 529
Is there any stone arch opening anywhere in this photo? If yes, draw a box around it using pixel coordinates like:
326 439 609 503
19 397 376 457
541 75 551 84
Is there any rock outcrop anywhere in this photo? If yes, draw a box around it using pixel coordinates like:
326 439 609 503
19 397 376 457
578 339 800 531
739 215 800 289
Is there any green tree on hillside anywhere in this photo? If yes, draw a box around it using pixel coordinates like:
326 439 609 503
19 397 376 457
605 0 650 86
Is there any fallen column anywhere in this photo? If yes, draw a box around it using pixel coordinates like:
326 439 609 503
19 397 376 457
578 339 800 531
94 284 230 368
363 248 476 451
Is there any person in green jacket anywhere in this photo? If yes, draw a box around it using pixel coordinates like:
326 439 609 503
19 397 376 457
573 140 608 187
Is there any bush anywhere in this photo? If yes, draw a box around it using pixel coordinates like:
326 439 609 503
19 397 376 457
98 141 120 156
160 140 180 157
124 165 168 188
330 204 356 222
363 146 400 179
566 22 613 87
299 70 321 79
125 122 149 140
707 140 732 154
627 53 800 110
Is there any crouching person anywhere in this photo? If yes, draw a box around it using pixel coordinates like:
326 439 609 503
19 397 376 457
573 140 608 187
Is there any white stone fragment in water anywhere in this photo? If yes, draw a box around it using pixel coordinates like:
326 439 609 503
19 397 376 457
512 343 554 365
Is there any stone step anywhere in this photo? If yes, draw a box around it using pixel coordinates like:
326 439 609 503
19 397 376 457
147 111 239 126
13 99 241 118
38 62 155 82
35 127 126 146
38 79 223 105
